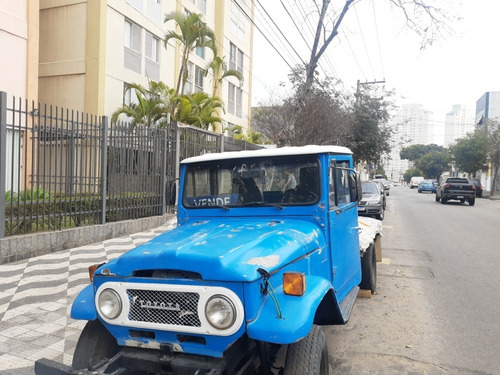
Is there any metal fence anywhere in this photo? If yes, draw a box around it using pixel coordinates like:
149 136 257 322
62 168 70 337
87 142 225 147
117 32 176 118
1 91 263 237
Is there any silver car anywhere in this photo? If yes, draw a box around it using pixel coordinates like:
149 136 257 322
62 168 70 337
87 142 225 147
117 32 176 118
358 181 385 220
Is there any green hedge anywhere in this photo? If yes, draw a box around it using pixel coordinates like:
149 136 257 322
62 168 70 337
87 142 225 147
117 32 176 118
4 192 162 236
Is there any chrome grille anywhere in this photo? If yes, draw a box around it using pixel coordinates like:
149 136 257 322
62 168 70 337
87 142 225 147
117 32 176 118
127 289 201 327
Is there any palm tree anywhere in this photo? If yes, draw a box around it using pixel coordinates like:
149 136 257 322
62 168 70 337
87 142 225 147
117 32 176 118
164 12 216 97
173 92 224 131
205 56 243 97
111 81 174 128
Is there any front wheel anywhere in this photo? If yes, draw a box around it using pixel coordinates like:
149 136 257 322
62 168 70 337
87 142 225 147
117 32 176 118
469 197 475 206
284 325 329 375
375 209 384 221
440 197 447 204
72 320 119 370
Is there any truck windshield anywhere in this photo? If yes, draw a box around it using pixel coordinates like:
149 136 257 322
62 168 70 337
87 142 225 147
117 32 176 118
183 154 320 208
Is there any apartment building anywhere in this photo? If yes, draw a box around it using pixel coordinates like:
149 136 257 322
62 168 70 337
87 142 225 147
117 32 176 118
37 0 254 132
0 1 39 101
443 104 474 148
475 91 500 193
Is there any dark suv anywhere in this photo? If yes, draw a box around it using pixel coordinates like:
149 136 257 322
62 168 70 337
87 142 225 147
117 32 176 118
468 178 483 197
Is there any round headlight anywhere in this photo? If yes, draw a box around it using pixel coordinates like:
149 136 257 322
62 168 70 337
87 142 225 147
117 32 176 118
98 288 122 319
205 295 236 330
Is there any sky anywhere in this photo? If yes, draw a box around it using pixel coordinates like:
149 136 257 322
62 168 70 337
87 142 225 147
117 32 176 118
250 0 500 129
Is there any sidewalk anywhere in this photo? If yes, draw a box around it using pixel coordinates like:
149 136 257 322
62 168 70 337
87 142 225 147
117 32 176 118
0 219 176 375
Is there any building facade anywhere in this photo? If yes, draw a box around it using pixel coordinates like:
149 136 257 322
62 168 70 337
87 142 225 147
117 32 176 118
475 91 500 193
0 1 39 101
443 104 475 148
37 0 254 132
382 104 434 183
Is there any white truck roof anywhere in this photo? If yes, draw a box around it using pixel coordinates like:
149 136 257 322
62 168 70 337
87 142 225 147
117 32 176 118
181 145 353 164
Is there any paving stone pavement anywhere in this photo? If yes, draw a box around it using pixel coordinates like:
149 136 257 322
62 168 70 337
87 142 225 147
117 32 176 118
0 218 176 375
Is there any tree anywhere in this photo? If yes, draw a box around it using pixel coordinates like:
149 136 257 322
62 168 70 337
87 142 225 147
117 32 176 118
164 12 216 97
172 92 224 131
484 119 500 196
111 81 173 128
205 56 243 98
296 0 453 103
414 151 451 180
450 130 488 176
348 85 394 166
400 144 445 161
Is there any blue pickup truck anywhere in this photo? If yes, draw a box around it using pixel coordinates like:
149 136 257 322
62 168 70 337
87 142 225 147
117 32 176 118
35 145 382 375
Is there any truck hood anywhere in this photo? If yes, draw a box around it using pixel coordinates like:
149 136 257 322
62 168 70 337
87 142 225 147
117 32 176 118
101 219 324 282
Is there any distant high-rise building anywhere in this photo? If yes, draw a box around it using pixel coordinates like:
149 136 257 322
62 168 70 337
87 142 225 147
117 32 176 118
475 91 500 193
443 105 475 148
381 104 434 182
397 104 434 145
476 91 500 123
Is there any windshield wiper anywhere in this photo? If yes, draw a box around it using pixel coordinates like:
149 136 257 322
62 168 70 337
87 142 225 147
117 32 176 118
214 204 230 210
239 201 284 210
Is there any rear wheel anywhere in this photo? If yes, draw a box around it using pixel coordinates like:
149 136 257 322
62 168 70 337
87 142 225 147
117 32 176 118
360 243 377 293
284 325 329 375
72 320 119 370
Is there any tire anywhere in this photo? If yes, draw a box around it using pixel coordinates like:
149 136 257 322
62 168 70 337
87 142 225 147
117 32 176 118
72 320 119 370
375 209 384 221
284 325 329 375
469 197 475 206
435 194 440 202
440 198 447 204
360 243 377 293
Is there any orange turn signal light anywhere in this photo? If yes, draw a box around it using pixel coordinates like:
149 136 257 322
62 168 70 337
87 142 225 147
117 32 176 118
283 272 305 296
88 264 102 282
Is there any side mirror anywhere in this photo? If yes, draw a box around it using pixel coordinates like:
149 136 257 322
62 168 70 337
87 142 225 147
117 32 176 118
349 173 362 203
167 180 178 205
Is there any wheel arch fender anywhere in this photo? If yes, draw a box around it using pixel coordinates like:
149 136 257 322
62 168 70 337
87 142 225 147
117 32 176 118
70 284 98 320
246 276 340 344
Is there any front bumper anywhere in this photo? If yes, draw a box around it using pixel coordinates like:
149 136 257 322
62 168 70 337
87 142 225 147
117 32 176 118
358 205 383 216
35 338 258 375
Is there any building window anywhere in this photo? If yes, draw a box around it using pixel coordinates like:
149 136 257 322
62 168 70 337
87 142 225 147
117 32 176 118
236 87 242 117
195 46 205 59
228 83 235 115
124 20 141 52
145 32 159 62
124 20 141 73
230 1 245 42
194 66 204 92
228 83 243 117
237 49 244 74
197 0 206 13
230 43 244 74
229 43 237 71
